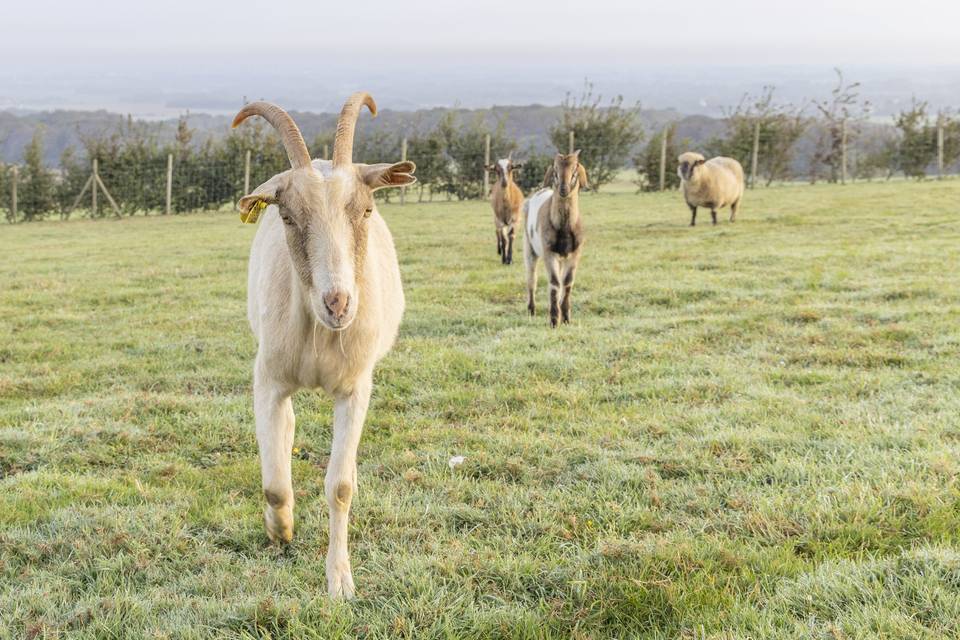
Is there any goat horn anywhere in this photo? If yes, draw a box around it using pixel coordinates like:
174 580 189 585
332 92 377 168
232 101 312 170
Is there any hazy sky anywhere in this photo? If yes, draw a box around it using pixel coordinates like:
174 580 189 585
6 0 959 66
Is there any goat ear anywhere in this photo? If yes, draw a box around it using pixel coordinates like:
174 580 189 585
485 164 496 172
360 161 417 191
541 165 553 189
237 175 284 223
577 164 590 191
512 162 524 170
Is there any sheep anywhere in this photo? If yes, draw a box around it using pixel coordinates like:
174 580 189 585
232 94 415 599
485 157 524 264
523 150 589 327
677 151 744 226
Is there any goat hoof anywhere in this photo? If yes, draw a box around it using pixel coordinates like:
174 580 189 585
327 560 356 600
264 505 294 543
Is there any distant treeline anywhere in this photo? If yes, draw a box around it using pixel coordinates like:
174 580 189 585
1 73 959 222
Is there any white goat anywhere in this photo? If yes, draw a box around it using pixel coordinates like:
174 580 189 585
233 94 415 599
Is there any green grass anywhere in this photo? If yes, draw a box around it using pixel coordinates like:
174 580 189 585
2 179 960 639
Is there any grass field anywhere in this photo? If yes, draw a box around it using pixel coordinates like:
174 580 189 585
2 179 960 639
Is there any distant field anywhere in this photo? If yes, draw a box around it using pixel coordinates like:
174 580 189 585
2 180 960 639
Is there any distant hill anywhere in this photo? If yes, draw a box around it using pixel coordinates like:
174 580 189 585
0 104 703 167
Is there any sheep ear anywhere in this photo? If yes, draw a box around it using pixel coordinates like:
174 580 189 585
541 165 553 189
237 175 284 223
577 164 590 191
360 161 417 191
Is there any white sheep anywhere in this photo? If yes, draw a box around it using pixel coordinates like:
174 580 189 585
677 151 744 226
233 94 415 599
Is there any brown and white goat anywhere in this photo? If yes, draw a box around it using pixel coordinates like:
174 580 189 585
485 157 524 264
523 151 589 327
233 94 415 599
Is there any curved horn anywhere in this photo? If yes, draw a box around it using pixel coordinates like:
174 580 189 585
232 101 312 170
332 92 377 168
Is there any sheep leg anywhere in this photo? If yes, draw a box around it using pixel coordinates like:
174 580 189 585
506 226 515 265
711 210 717 225
730 199 739 222
325 373 372 600
254 372 296 544
689 205 697 226
545 254 562 328
525 244 539 316
560 265 576 324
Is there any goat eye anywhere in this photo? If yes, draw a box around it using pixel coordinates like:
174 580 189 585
279 214 295 226
363 207 373 219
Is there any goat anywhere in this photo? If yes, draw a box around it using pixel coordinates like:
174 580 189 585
677 151 744 226
523 151 589 327
232 94 415 599
485 157 524 264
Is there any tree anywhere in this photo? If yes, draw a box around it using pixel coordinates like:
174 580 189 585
893 100 936 180
406 130 446 202
514 149 554 193
434 112 513 200
57 146 90 218
633 123 681 192
810 69 871 183
549 81 643 191
708 87 807 186
19 128 57 221
937 110 960 174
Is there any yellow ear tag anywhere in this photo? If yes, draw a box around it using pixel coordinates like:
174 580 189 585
240 199 268 224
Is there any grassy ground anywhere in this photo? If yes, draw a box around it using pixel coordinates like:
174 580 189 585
2 179 960 639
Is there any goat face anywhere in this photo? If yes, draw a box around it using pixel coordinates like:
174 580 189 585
234 96 415 332
487 158 523 189
545 150 589 198
678 152 706 182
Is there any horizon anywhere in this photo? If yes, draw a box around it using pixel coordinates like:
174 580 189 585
4 0 959 118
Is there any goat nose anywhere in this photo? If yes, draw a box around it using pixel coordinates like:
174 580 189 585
323 290 350 321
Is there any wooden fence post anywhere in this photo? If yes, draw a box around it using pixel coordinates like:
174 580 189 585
750 120 760 189
568 131 575 154
658 127 667 191
400 137 408 205
10 166 17 222
166 154 174 215
92 158 99 217
937 119 944 179
483 134 491 199
323 144 329 161
840 119 848 185
243 149 251 195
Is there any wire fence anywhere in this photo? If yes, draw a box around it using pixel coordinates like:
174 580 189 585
1 124 957 224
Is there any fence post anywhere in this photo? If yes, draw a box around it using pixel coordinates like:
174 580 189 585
937 119 944 179
840 119 848 185
568 131 575 154
658 127 667 191
400 137 408 205
750 120 760 189
483 134 491 199
166 154 174 215
10 166 17 222
243 149 251 195
92 158 99 217
323 144 329 162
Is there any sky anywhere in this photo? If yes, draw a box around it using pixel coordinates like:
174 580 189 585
7 0 959 65
3 0 959 116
